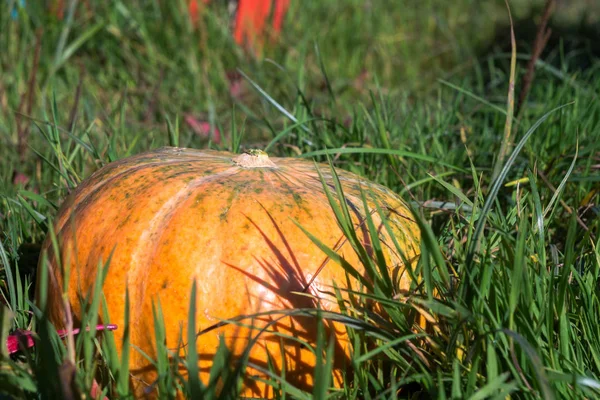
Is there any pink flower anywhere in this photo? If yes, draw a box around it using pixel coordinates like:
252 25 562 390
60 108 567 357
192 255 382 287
185 114 222 144
6 324 118 354
13 172 30 186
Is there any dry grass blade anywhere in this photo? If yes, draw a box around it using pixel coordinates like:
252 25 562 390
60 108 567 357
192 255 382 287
491 0 517 182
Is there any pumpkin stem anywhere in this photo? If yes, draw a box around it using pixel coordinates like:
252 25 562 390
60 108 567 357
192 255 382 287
233 150 277 168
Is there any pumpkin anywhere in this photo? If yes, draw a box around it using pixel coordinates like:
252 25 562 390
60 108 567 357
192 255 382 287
37 148 420 398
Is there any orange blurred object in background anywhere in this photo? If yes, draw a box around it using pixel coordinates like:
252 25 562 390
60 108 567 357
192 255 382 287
50 0 290 55
189 0 291 54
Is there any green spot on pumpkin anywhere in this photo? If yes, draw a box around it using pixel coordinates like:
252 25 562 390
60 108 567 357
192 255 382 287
195 193 207 203
117 214 132 228
292 192 303 205
219 207 230 221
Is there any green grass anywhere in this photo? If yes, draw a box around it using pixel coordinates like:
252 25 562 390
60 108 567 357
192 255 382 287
1 0 600 398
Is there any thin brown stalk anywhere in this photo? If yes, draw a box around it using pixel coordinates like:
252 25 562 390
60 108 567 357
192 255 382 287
67 64 84 133
517 0 556 116
510 340 534 391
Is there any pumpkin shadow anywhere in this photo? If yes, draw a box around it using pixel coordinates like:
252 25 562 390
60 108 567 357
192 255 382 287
210 205 354 395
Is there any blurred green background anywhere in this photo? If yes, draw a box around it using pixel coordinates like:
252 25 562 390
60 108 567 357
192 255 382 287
1 0 598 165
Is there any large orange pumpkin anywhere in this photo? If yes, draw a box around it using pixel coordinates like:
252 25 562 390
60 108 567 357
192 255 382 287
37 148 420 398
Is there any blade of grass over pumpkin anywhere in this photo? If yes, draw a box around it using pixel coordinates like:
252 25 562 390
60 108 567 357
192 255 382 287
297 166 373 291
372 200 422 289
214 309 320 359
312 310 333 399
186 281 202 398
216 310 320 397
411 205 450 289
319 160 381 282
81 258 111 388
316 159 352 232
261 346 281 397
292 220 371 288
205 336 231 398
419 244 434 302
331 286 425 313
117 287 130 395
359 189 392 292
206 308 396 342
100 296 121 390
245 362 311 400
300 147 467 172
151 298 169 397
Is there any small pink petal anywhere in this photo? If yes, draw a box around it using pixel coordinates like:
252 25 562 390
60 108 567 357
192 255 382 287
56 323 118 338
185 115 221 144
90 378 109 400
6 330 35 354
226 71 244 99
13 172 29 186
